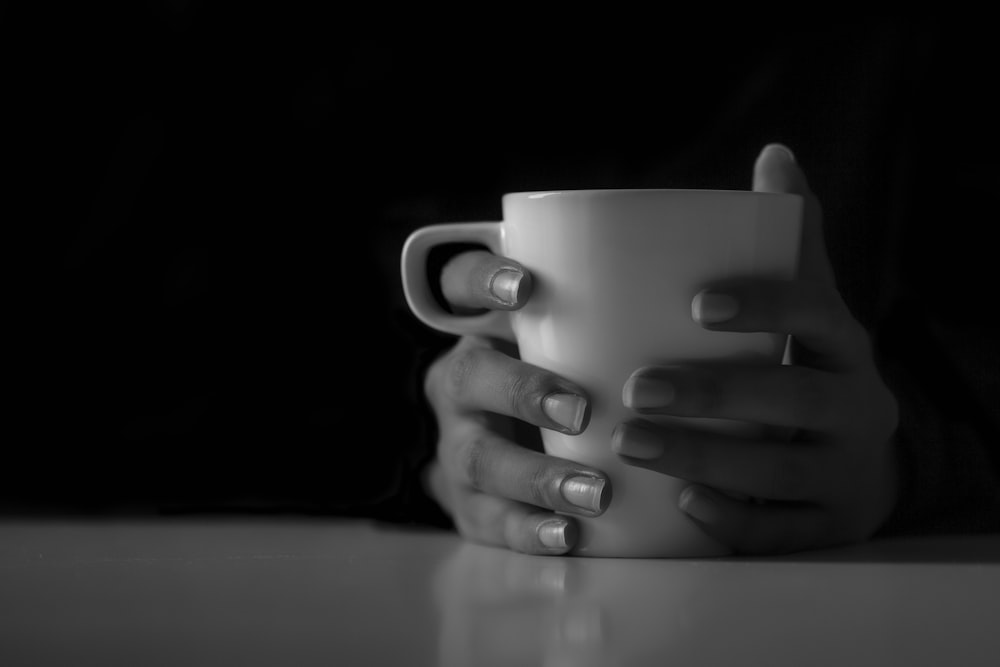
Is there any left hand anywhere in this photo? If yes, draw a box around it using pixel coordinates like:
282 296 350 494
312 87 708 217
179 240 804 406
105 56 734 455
612 143 901 555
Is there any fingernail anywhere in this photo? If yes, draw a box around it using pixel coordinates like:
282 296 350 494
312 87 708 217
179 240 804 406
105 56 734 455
678 486 721 523
763 142 796 163
543 392 588 433
692 291 739 324
537 518 570 549
490 269 523 306
611 422 664 460
622 374 675 410
561 475 608 513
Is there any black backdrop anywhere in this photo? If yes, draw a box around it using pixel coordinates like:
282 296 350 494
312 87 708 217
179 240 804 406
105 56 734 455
7 8 998 524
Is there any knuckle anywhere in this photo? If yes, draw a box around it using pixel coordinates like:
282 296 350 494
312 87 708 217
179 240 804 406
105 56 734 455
857 381 900 442
850 322 875 357
503 512 530 552
423 352 450 403
447 493 487 541
880 387 900 435
838 318 873 361
425 459 451 508
452 433 491 490
802 283 839 327
526 464 555 508
500 370 549 422
823 292 867 349
443 344 484 401
453 516 472 539
453 511 479 541
818 299 846 341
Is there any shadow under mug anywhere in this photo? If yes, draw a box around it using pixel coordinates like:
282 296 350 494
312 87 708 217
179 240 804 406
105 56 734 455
401 189 803 557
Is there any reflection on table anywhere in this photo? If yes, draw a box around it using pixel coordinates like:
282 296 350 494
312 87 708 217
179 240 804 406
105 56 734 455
1 518 999 666
435 536 1000 667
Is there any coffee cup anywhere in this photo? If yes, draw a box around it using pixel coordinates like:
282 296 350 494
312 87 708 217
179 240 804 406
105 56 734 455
401 188 802 557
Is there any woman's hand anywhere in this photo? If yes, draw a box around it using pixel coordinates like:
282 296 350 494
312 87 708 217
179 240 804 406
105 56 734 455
421 251 610 555
613 144 901 554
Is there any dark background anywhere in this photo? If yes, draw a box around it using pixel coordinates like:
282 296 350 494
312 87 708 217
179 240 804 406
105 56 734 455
6 8 997 523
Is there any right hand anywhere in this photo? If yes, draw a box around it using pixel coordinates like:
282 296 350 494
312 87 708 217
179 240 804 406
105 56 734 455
422 250 611 555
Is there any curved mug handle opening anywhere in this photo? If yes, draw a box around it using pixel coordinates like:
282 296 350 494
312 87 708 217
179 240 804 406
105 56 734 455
400 222 515 341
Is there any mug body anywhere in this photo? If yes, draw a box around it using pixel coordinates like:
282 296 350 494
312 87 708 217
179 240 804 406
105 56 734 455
501 189 802 557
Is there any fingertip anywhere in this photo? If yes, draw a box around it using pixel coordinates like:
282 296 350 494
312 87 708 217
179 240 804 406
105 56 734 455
440 250 534 312
676 486 729 554
677 487 827 556
759 142 796 164
542 392 590 434
490 266 534 310
677 485 726 525
622 368 676 412
752 142 808 195
505 514 578 555
612 421 665 461
691 290 740 326
536 517 578 553
559 475 611 516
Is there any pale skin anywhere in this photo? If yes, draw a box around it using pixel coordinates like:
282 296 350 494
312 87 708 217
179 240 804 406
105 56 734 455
422 144 901 556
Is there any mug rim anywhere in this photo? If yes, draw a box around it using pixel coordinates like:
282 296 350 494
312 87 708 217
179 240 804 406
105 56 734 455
503 188 800 201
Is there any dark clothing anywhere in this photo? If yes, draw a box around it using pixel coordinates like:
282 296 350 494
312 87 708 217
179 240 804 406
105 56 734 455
9 12 999 533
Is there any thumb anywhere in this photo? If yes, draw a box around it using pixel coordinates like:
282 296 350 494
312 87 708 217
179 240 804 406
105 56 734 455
752 143 836 286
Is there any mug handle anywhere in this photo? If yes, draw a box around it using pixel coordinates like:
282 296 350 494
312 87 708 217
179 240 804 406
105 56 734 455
400 222 516 341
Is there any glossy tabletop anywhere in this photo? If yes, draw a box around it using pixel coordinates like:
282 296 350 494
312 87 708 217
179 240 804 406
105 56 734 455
2 517 999 666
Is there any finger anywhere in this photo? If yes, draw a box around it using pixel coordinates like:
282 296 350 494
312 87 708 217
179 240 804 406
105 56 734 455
432 336 591 435
438 422 611 517
432 465 580 556
425 458 454 515
622 364 844 431
440 249 534 311
752 143 835 286
612 419 829 501
677 484 837 555
691 278 871 371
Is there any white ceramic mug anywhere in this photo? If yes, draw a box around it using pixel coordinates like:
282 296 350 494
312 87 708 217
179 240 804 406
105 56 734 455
401 189 802 557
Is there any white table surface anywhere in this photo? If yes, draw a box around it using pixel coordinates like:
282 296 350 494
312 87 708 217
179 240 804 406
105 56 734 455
1 517 999 667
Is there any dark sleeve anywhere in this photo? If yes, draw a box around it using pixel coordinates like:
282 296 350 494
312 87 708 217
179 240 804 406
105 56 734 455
877 306 1000 535
873 24 1000 535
